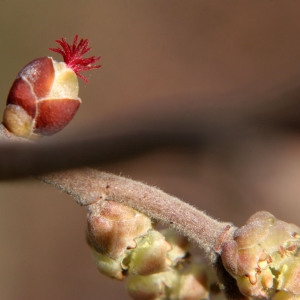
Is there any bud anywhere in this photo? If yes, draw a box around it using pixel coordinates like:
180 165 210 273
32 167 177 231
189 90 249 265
2 35 100 138
276 259 300 299
128 230 171 276
91 249 126 280
162 229 189 267
221 211 300 299
87 201 152 259
88 201 153 280
175 265 210 300
126 264 220 300
126 271 178 300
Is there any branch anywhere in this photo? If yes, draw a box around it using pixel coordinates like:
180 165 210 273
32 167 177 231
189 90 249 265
0 113 204 180
40 168 236 262
2 82 300 181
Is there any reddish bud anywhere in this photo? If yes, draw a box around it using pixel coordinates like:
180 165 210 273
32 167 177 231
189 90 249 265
2 36 100 138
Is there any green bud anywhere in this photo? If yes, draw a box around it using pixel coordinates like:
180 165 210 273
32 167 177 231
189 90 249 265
277 259 300 297
175 264 210 299
221 211 300 298
272 291 300 300
92 249 126 280
162 229 189 267
128 230 170 275
126 271 178 300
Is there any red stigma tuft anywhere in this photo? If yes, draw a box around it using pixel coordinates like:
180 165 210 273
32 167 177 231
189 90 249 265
49 35 101 82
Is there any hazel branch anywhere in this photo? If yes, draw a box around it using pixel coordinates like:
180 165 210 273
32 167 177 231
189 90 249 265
0 113 203 180
40 168 236 263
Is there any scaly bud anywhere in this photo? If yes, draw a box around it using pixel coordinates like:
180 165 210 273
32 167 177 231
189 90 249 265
126 271 178 300
87 201 152 260
128 230 171 276
221 211 300 299
175 265 210 299
2 35 100 138
91 249 126 280
162 229 189 267
127 264 216 300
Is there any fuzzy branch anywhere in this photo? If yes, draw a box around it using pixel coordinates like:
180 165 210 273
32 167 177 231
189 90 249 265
41 168 236 262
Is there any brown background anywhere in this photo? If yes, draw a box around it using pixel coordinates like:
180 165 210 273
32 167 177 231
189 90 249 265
1 1 300 299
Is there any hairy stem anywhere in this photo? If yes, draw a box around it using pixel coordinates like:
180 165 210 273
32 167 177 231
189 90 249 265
41 168 236 262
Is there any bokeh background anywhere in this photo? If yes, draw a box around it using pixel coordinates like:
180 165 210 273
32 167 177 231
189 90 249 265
1 1 300 299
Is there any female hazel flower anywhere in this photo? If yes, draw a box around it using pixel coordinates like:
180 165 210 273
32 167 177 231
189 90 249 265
2 35 101 138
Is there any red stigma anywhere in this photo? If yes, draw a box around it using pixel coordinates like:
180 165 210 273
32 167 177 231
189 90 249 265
49 35 101 82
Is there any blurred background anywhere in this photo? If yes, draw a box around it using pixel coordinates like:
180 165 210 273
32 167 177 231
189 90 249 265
1 1 300 299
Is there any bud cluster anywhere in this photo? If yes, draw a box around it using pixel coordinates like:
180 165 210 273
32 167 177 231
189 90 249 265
221 211 300 299
87 200 225 299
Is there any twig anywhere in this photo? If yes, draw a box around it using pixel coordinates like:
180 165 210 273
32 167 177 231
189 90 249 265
0 118 203 180
41 168 236 263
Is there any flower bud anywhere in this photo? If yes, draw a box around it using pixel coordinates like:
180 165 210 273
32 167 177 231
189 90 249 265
3 57 80 138
221 211 300 299
128 230 171 276
276 259 300 299
87 201 152 260
126 264 219 300
162 229 189 267
126 271 178 300
175 265 210 300
92 249 126 280
2 35 100 138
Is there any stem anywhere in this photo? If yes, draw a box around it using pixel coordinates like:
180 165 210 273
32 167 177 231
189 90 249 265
41 168 236 262
0 119 201 180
